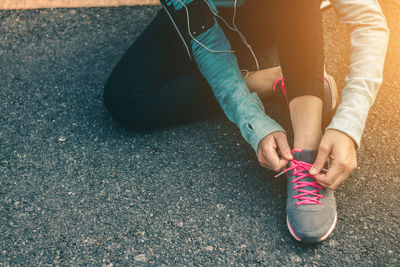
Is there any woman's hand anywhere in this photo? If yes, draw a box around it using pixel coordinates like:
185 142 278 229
257 131 293 171
310 129 358 190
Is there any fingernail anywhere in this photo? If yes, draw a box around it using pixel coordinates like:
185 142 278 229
310 167 317 174
287 154 293 160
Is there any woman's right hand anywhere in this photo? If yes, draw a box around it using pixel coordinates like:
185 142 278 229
257 131 293 171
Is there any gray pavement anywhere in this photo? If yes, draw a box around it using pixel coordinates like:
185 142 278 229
1 3 399 266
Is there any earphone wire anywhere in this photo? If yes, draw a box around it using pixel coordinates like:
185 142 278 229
202 0 259 71
176 0 235 53
232 0 259 71
175 0 259 74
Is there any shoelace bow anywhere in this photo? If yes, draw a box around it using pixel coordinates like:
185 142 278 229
275 159 324 205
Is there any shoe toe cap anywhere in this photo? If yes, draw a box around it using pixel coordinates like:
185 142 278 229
287 206 337 242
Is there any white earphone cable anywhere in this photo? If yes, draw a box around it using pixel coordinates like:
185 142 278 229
176 0 235 53
232 0 259 71
202 0 259 71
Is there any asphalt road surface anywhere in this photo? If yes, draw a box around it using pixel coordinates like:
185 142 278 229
1 2 399 266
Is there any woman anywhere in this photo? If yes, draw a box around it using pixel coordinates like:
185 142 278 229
103 0 389 243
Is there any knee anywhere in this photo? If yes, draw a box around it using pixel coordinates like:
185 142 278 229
103 81 154 130
103 79 121 121
103 80 135 129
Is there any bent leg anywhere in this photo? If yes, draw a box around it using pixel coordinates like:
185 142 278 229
270 0 325 149
103 9 221 130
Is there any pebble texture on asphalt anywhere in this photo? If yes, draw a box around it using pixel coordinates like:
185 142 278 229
1 2 399 266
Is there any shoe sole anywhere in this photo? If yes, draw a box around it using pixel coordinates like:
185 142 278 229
286 212 338 243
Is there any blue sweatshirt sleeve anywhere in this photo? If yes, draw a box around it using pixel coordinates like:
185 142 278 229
167 0 285 153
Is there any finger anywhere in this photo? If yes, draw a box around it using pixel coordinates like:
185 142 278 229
310 143 331 175
314 164 343 189
324 161 352 189
258 147 276 171
317 170 347 190
328 171 349 190
276 158 290 171
263 146 282 172
259 151 289 172
274 133 293 160
258 158 272 170
313 172 326 185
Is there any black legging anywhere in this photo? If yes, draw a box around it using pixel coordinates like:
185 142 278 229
104 0 324 130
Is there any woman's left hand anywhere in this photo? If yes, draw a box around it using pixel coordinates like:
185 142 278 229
309 129 358 190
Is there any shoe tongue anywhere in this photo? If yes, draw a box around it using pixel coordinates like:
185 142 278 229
292 149 318 164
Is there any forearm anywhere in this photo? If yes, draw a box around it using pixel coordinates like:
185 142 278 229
328 0 389 147
192 20 284 151
164 0 284 152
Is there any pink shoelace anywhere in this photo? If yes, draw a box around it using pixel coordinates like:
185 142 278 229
275 160 324 205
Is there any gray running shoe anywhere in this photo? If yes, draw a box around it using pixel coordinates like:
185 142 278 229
275 149 337 243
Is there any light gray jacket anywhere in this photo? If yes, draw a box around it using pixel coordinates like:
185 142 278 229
325 0 389 148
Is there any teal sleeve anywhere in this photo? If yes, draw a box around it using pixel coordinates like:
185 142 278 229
192 19 284 153
168 0 285 153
